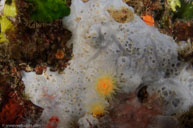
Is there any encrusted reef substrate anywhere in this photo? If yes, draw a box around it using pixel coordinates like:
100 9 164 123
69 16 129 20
22 0 193 127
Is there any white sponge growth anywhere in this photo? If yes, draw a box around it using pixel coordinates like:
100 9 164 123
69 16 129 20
22 0 193 127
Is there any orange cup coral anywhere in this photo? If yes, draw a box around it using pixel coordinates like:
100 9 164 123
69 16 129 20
89 102 106 117
142 15 154 26
96 75 117 98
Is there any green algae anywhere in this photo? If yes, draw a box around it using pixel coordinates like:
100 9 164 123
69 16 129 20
176 1 193 20
27 0 70 22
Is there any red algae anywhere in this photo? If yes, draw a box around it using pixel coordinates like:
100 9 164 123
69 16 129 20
0 92 25 124
0 75 43 125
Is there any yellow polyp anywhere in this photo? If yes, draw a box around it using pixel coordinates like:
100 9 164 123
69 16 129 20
90 102 105 117
96 75 116 98
3 1 17 17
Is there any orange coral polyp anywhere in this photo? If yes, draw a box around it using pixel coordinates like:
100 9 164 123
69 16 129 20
142 15 154 26
91 103 105 117
96 76 115 97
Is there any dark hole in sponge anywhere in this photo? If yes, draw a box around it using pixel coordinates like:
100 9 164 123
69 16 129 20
137 85 148 103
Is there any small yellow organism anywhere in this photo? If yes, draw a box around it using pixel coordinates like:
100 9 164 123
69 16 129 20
89 102 106 117
167 0 181 12
0 1 17 43
96 75 117 98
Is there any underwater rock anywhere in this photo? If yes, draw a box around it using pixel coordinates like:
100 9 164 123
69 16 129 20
174 21 193 41
0 75 43 125
6 0 72 71
22 0 193 127
178 106 193 128
99 92 163 128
